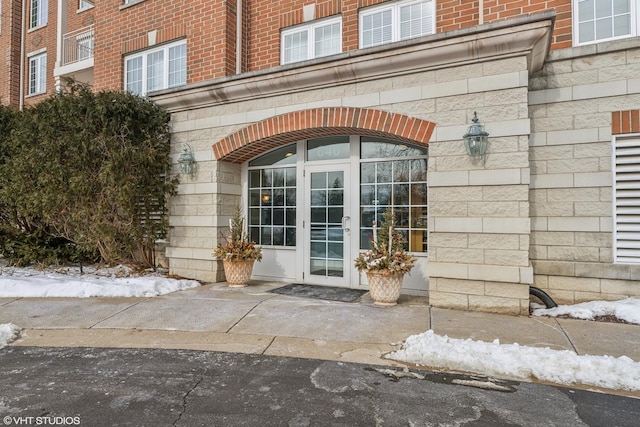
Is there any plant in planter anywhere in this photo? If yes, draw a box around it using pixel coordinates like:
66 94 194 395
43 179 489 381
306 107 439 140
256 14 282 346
213 207 262 287
354 208 416 306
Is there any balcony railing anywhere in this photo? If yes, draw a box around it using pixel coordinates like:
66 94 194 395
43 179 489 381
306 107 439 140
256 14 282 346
62 26 94 66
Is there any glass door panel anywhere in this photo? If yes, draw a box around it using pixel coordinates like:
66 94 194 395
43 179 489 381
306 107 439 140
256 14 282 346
305 165 350 286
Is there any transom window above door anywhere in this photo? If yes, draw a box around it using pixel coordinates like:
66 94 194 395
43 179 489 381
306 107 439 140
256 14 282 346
359 0 435 49
281 16 342 65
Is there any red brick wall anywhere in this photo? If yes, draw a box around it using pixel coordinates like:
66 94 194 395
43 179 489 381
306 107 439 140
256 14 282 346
0 0 23 106
92 0 237 92
247 0 572 73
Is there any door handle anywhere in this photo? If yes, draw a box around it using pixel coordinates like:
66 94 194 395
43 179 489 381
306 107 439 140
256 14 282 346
342 216 350 232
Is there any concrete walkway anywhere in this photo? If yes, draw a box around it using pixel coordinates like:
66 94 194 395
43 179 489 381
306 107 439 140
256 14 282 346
2 281 639 371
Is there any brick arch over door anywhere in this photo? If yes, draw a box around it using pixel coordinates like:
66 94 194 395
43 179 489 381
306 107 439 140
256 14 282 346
212 107 436 163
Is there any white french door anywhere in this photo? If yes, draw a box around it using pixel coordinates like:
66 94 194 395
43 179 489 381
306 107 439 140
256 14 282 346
303 164 352 287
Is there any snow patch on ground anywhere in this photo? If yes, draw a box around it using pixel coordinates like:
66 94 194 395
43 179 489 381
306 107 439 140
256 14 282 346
532 298 640 325
388 330 640 391
0 264 200 298
0 323 20 348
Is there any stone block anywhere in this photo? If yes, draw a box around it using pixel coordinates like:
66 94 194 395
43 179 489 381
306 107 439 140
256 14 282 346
485 153 529 170
469 234 520 250
428 262 468 279
421 80 468 99
468 201 520 217
529 245 547 260
486 119 530 138
547 158 599 174
528 87 573 105
484 185 529 201
482 57 527 75
532 260 576 276
429 290 469 311
429 233 469 248
435 93 481 112
431 278 485 295
484 281 529 299
532 116 574 132
342 92 380 108
548 275 601 292
433 217 483 233
427 170 469 187
431 186 483 201
469 169 522 186
574 232 611 247
530 173 573 189
520 266 534 284
600 278 640 296
530 231 574 246
530 202 573 217
575 262 630 280
482 218 530 234
546 128 599 146
468 264 521 283
429 201 468 216
548 246 600 262
380 86 422 105
546 188 600 202
467 71 527 93
436 248 484 264
484 250 529 267
574 172 612 187
530 145 574 160
548 217 600 232
468 295 525 315
573 80 627 100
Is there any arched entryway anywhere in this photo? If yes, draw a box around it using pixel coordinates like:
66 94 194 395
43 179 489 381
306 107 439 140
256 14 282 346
212 108 435 291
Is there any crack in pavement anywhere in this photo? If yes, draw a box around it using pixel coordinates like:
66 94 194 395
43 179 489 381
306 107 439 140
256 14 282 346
173 368 206 426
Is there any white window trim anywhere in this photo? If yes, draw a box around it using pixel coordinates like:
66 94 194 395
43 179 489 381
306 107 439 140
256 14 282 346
280 16 342 65
612 133 640 264
573 0 639 46
27 51 47 96
359 0 435 49
123 40 187 96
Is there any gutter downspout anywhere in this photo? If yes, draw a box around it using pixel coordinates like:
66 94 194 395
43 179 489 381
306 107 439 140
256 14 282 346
236 0 242 74
19 0 27 110
479 0 484 25
55 0 64 91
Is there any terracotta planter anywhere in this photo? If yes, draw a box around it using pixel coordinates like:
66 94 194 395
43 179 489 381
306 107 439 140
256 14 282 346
222 259 255 287
366 270 404 306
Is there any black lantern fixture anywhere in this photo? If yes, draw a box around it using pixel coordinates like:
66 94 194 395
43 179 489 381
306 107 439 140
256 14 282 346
178 144 196 175
463 112 489 163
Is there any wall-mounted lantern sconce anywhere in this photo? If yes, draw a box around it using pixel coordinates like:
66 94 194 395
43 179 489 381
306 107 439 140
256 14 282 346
178 144 196 175
463 112 489 164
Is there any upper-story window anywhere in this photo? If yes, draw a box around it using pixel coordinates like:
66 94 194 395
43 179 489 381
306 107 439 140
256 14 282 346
30 0 48 28
28 52 47 95
79 0 94 10
281 16 342 65
124 40 187 96
574 0 639 45
359 0 435 48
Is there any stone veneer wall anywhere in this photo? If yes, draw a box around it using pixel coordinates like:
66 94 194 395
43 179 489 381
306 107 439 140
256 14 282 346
155 14 553 315
529 37 640 304
427 56 533 315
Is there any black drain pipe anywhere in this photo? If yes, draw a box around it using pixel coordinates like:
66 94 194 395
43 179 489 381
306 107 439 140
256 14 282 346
529 286 557 308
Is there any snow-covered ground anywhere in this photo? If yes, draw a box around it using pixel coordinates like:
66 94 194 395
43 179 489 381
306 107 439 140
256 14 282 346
388 330 640 392
0 264 200 298
532 298 640 325
1 264 639 391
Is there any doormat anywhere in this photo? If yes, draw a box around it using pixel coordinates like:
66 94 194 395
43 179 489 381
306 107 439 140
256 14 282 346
270 284 367 303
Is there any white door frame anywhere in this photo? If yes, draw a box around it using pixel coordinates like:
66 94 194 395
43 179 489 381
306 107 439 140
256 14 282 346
302 162 352 287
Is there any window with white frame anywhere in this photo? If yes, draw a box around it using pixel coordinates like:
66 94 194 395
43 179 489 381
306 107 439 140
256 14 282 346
30 0 48 28
28 52 47 95
574 0 639 45
281 16 342 65
613 136 640 264
124 40 186 96
359 0 434 48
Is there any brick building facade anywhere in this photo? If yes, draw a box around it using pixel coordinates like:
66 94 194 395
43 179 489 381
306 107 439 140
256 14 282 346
1 1 639 314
